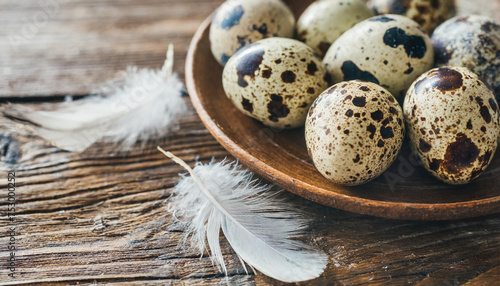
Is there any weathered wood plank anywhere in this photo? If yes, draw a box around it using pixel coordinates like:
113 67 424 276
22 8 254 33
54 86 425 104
462 267 500 286
1 0 498 97
1 107 499 285
0 0 499 285
0 0 225 97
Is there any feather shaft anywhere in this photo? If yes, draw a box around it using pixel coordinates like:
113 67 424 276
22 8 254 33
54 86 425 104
158 147 248 230
2 45 187 152
159 147 329 283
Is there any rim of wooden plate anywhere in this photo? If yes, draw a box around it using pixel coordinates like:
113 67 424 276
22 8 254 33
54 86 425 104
185 15 500 221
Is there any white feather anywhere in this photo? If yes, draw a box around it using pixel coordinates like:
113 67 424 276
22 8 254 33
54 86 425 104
1 45 187 152
158 147 328 283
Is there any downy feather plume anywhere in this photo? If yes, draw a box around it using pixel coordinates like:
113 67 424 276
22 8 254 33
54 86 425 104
1 45 187 152
158 147 328 283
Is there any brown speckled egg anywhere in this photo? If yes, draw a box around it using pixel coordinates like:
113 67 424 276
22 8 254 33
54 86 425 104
305 81 405 186
210 0 295 66
432 15 500 103
370 0 455 34
403 67 499 185
223 38 329 129
297 0 374 57
323 14 434 99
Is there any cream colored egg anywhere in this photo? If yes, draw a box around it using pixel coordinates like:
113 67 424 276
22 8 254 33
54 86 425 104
210 0 295 66
297 0 374 56
403 67 499 185
306 81 405 186
323 14 434 99
370 0 455 34
223 38 329 129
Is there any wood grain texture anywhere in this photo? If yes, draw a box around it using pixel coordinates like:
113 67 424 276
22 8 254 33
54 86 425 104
1 0 498 98
0 0 226 97
0 115 499 285
187 12 500 221
0 0 499 285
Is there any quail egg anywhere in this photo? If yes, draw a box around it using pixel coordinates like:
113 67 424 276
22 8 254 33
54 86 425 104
323 14 434 99
223 38 329 129
297 0 374 56
370 0 455 34
210 0 295 66
306 81 405 186
403 67 499 185
432 15 500 102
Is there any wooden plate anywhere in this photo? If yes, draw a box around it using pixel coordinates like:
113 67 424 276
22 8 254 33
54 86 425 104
185 1 500 220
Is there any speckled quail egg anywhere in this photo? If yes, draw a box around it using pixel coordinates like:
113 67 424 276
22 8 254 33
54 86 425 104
323 14 434 99
403 67 499 185
432 15 500 102
305 80 405 186
223 38 329 129
210 0 295 66
297 0 374 57
370 0 455 34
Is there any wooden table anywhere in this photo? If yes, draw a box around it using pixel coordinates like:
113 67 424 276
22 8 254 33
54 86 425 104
1 0 499 285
